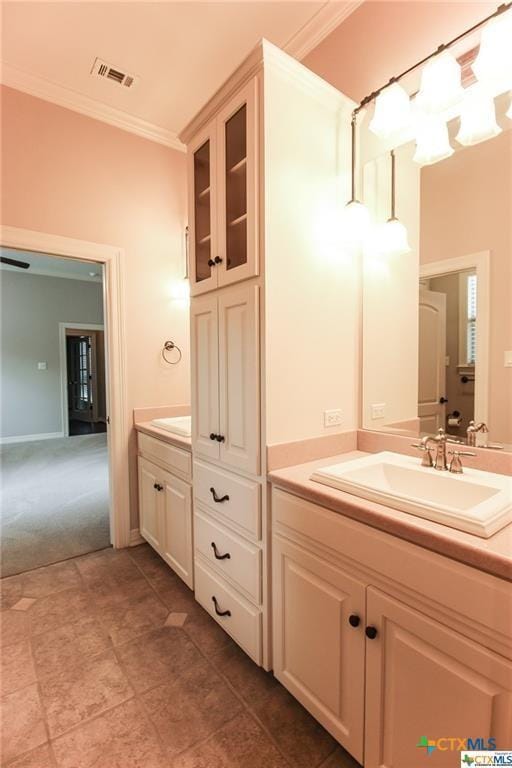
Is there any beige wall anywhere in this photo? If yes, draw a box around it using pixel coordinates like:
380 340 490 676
420 132 512 444
1 85 189 527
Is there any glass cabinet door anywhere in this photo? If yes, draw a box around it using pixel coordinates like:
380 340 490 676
189 123 217 296
224 104 247 271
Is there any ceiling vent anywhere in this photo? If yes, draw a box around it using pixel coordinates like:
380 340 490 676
90 57 138 88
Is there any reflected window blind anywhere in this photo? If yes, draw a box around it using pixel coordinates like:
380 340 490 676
467 274 477 364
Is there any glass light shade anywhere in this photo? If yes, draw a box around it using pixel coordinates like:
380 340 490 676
413 112 454 165
369 83 412 139
473 9 512 97
377 218 411 258
416 51 464 113
341 200 371 245
456 85 502 146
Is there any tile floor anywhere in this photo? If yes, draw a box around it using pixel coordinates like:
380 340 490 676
0 544 362 768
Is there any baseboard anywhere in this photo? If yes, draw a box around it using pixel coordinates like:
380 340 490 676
129 528 145 547
0 431 64 445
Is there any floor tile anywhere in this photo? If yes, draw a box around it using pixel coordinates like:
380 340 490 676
97 590 168 646
1 609 31 647
182 605 234 657
4 743 56 768
0 576 24 610
142 656 242 757
0 640 36 695
252 684 337 768
29 588 92 637
31 615 112 679
11 597 37 612
211 640 279 709
17 560 83 600
39 650 133 738
51 699 169 768
0 683 47 763
318 746 362 768
146 570 199 615
115 626 203 694
165 612 188 628
170 711 290 768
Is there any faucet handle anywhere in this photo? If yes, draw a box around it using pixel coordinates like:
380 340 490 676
448 450 476 474
411 443 434 467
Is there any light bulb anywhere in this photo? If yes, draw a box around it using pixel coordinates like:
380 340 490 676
416 51 464 113
341 200 371 246
456 85 502 146
413 111 454 165
369 83 412 140
473 8 512 97
377 218 411 258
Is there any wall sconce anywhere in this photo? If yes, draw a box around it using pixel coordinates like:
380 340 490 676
342 115 370 245
369 82 412 140
413 111 454 165
377 150 411 258
456 85 502 146
473 7 512 96
416 51 464 113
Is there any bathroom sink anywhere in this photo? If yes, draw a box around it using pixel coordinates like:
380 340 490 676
150 416 191 437
311 451 512 538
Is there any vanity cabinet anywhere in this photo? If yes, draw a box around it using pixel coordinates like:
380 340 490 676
272 488 512 767
188 79 258 297
137 436 193 589
191 284 259 475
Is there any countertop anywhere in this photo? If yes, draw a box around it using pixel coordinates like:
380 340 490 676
135 421 192 452
268 451 512 582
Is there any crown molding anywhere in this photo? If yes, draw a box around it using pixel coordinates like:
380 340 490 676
0 62 186 152
284 1 364 61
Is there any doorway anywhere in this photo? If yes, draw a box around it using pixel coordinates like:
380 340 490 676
61 324 107 436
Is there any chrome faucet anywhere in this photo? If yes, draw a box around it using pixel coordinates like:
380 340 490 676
447 449 477 474
413 428 451 471
466 421 489 447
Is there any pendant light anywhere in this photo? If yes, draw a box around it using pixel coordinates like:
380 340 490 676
473 6 512 97
413 111 454 165
369 82 412 140
416 50 464 113
378 150 410 258
456 84 502 146
341 114 370 245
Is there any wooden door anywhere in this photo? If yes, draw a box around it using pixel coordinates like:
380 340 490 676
138 457 162 553
160 468 193 589
218 285 260 475
418 289 447 433
188 121 218 296
217 78 258 289
364 587 512 768
190 295 220 461
67 334 96 423
272 535 366 763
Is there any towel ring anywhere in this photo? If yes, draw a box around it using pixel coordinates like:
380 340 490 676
162 340 182 365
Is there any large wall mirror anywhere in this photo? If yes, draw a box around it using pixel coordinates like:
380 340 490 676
360 88 512 450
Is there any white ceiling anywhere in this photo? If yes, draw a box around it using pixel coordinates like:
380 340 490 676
0 248 103 282
0 1 361 148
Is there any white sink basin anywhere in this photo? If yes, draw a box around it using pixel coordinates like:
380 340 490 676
150 416 191 437
311 451 512 538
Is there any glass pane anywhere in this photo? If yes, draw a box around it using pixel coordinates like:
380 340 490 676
194 140 211 282
225 105 247 271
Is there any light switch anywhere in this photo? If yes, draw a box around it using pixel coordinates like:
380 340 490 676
37 362 48 370
505 351 512 368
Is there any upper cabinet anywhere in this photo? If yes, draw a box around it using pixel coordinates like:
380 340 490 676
188 80 258 296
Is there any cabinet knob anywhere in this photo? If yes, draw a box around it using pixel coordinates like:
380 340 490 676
216 434 225 442
212 596 231 617
365 626 378 640
153 483 163 492
207 258 215 267
348 614 361 628
214 256 223 264
210 433 217 441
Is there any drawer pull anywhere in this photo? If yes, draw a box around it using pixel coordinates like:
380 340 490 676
209 487 230 503
212 596 231 617
211 541 231 560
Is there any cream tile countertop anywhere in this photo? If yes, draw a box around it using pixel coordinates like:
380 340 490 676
135 422 192 453
268 451 512 582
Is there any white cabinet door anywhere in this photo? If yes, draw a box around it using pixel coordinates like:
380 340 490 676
217 78 259 289
191 294 220 461
138 457 162 553
272 535 366 763
218 284 260 475
160 468 193 589
188 121 218 297
364 587 512 768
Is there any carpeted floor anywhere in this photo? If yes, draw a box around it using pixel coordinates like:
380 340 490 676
0 434 110 577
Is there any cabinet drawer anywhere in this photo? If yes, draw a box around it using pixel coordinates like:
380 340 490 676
194 508 261 604
194 559 262 664
194 460 260 540
138 432 191 481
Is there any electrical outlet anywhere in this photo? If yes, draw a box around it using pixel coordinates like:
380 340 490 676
37 362 48 370
371 403 386 420
324 409 343 428
504 351 512 368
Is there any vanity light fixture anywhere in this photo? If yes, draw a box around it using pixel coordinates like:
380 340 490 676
416 51 464 113
413 111 454 165
369 82 412 140
341 114 370 245
456 84 502 146
473 7 512 97
378 150 411 258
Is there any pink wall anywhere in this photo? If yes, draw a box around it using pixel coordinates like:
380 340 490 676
304 1 496 103
1 85 189 528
